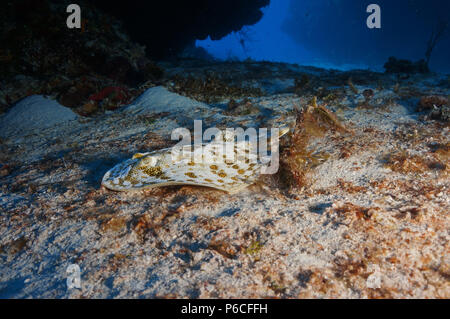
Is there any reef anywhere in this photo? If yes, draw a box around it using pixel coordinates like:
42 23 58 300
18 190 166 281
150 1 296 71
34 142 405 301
0 0 269 117
0 0 163 115
90 0 270 59
384 57 430 74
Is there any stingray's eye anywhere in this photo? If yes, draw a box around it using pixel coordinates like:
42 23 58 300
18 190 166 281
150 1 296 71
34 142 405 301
140 156 158 167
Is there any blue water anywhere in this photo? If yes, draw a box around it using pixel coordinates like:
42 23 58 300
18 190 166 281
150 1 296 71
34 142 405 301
197 0 450 73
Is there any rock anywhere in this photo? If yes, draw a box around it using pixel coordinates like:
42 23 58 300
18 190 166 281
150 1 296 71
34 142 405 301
88 86 129 104
384 57 429 74
0 0 157 114
79 101 99 116
58 85 95 108
91 0 270 59
141 61 165 81
0 163 10 177
0 95 78 138
102 56 140 86
362 89 374 101
417 95 448 111
429 105 450 122
441 105 450 121
418 95 450 121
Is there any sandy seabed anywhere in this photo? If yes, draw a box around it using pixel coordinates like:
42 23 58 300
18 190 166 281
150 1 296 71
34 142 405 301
0 61 449 298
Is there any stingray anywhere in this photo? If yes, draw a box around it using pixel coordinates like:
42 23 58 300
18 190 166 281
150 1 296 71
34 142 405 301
102 127 289 193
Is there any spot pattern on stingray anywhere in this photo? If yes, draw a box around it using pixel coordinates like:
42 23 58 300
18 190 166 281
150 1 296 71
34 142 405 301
102 127 289 193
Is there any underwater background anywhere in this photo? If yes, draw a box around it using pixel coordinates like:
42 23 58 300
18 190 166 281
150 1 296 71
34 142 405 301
197 0 450 72
0 0 449 299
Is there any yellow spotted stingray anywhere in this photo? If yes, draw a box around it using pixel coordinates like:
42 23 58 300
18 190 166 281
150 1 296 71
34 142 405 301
102 127 289 193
